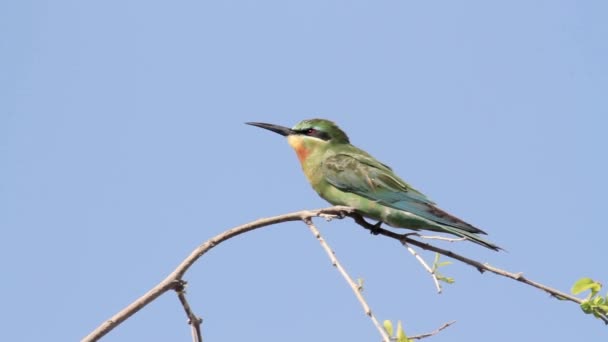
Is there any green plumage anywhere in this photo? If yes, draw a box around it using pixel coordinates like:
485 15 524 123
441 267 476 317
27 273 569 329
248 119 501 251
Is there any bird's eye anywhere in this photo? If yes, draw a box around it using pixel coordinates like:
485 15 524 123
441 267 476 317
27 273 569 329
306 128 316 135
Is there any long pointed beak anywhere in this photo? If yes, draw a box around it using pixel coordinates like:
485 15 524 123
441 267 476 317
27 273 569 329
246 122 294 136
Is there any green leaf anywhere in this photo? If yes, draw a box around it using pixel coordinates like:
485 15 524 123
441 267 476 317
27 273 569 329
592 296 604 305
397 321 409 342
571 278 594 294
437 275 455 284
383 320 394 336
580 301 592 314
437 261 452 267
571 278 601 297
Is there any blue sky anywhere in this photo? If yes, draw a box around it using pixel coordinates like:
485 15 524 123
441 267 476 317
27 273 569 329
2 1 607 341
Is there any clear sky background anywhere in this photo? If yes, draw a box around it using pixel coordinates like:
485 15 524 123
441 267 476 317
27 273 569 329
2 1 607 341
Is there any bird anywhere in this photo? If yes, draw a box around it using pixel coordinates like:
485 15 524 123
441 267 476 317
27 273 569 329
246 118 500 251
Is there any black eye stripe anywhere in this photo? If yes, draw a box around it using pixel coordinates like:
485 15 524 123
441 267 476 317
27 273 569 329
297 128 330 141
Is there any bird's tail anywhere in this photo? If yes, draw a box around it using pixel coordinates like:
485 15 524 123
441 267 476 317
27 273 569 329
438 224 503 251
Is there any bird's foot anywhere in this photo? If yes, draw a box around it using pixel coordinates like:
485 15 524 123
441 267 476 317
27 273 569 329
350 213 384 235
370 221 383 235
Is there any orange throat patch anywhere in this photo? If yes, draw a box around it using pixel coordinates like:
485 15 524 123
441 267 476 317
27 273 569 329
287 135 310 163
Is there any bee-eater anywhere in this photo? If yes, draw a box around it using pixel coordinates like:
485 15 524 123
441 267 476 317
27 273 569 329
247 119 500 251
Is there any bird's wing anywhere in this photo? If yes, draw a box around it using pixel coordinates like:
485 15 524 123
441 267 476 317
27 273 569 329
322 153 484 233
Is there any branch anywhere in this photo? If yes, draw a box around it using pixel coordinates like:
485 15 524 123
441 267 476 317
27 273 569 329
417 235 466 243
304 218 391 342
409 320 456 340
83 205 606 342
346 211 608 325
175 281 203 342
402 241 442 293
82 206 355 342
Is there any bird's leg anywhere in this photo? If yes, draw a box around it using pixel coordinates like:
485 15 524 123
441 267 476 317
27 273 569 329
348 212 386 235
358 217 383 235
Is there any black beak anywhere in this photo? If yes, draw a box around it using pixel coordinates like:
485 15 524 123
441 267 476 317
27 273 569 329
246 122 294 136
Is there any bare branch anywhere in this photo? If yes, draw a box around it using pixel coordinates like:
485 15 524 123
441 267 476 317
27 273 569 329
304 218 391 342
402 241 442 293
82 206 354 342
346 211 608 325
175 281 203 342
417 235 467 243
409 320 456 340
82 205 606 342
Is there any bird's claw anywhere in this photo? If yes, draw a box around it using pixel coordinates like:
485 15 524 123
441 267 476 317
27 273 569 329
370 221 383 235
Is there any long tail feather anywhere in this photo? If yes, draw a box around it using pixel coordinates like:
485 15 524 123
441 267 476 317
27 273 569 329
437 224 502 251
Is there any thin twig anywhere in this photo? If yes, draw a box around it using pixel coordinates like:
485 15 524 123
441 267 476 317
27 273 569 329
175 280 203 342
409 320 456 340
346 211 608 325
417 235 467 243
402 241 442 293
304 218 391 342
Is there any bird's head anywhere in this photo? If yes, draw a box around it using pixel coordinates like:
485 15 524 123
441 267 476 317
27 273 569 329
247 118 350 163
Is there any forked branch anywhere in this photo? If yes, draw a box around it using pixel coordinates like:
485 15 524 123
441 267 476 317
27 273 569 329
82 206 354 341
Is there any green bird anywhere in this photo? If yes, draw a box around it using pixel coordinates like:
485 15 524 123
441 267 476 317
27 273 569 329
247 118 500 251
